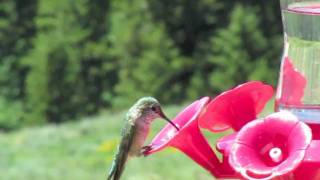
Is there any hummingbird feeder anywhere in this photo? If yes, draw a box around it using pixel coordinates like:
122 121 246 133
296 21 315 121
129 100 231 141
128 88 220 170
145 0 320 179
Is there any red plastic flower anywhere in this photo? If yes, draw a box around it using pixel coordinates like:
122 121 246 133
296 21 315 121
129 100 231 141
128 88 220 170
144 97 233 177
293 139 320 180
199 81 273 132
144 81 274 177
229 111 312 180
277 57 306 106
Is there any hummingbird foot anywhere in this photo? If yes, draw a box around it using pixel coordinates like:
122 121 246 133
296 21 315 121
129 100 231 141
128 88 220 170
141 145 152 157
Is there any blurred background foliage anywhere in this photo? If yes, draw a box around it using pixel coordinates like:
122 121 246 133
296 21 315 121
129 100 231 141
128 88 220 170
0 0 282 130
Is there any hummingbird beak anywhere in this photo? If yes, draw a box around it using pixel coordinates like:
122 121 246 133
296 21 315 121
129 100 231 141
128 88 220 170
158 109 179 131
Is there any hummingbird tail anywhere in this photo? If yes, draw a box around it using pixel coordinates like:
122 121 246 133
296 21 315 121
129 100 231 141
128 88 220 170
107 159 126 180
107 145 128 180
107 160 116 180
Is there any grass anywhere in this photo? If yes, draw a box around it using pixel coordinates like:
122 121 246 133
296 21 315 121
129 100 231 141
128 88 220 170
0 100 274 180
0 104 214 180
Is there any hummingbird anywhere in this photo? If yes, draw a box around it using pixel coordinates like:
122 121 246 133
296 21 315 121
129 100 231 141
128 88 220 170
107 97 179 180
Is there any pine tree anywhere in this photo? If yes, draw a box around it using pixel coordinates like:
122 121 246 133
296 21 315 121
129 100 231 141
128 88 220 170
23 0 87 124
109 0 188 107
207 5 270 91
0 0 37 129
78 0 115 112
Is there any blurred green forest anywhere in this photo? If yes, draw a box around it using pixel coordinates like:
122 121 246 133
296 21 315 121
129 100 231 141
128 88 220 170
0 0 282 130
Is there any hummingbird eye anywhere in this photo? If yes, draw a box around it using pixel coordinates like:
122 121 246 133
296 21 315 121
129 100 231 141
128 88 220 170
151 106 157 112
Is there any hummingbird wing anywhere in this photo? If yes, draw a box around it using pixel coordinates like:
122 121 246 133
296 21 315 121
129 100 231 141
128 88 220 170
107 121 136 180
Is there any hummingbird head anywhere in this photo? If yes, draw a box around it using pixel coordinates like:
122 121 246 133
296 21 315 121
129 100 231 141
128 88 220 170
134 97 179 130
